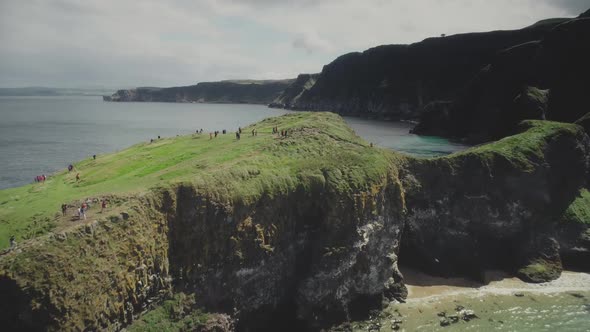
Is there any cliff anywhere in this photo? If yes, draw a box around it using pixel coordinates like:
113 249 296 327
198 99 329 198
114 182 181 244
104 79 294 104
413 17 590 142
270 18 569 120
0 113 589 331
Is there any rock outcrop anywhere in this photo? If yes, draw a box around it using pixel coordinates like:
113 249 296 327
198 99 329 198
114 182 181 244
0 113 589 331
104 79 294 104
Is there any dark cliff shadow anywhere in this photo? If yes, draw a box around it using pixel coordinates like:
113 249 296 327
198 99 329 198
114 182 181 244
0 276 48 332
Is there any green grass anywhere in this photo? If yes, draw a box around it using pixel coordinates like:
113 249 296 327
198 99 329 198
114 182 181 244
0 112 395 249
127 293 209 332
442 120 583 171
564 189 590 224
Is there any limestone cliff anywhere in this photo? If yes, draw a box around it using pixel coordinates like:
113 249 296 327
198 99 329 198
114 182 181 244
104 79 294 104
0 113 589 331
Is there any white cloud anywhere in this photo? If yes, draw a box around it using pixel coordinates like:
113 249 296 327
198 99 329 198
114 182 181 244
0 0 583 88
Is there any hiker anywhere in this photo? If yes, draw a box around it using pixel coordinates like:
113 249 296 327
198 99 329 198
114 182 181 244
81 203 87 220
93 154 96 160
76 173 80 182
68 164 73 172
101 199 107 212
238 127 242 134
61 203 67 216
158 135 161 139
222 129 226 134
236 131 241 140
252 128 255 136
9 235 16 249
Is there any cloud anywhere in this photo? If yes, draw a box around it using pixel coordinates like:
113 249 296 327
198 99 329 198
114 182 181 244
292 31 332 54
545 0 589 14
0 0 582 88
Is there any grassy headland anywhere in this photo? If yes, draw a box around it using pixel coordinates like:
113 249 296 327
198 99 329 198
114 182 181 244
0 112 395 248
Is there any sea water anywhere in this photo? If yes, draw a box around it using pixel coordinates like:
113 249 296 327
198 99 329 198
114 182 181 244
350 268 590 332
0 96 468 189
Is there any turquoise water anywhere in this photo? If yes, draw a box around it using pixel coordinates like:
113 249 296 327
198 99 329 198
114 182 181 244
0 96 467 189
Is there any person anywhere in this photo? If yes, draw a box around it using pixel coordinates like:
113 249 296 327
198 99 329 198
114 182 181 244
101 199 107 212
252 128 255 136
236 131 241 140
68 164 74 172
61 203 67 216
200 128 203 133
215 131 218 138
158 135 161 139
238 127 242 134
9 235 16 249
93 154 96 160
81 203 87 220
150 138 154 143
222 129 226 134
76 173 80 182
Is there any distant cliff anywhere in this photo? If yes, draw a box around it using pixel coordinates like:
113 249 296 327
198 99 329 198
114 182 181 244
270 18 568 120
104 79 294 104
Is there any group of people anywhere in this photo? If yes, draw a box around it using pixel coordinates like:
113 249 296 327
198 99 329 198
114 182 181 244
61 198 108 221
272 126 288 137
34 174 46 182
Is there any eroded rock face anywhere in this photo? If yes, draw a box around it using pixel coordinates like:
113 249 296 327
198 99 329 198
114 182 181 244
400 121 590 280
163 177 407 330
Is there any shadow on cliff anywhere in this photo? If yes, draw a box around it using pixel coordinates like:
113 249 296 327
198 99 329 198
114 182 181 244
0 276 49 332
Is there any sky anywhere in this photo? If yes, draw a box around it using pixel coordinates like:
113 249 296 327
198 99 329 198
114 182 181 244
0 0 587 89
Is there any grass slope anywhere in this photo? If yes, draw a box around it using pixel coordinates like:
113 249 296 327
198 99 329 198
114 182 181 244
0 112 394 248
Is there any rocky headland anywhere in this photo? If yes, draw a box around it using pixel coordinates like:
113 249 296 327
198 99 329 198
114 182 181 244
0 112 588 331
103 79 294 104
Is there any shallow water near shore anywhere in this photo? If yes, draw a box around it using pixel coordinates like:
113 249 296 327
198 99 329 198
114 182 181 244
0 96 467 189
349 268 590 331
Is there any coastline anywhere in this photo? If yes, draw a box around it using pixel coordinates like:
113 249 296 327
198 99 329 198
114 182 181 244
348 267 590 331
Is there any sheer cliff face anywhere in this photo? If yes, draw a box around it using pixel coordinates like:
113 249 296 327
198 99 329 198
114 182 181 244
105 80 294 104
1 114 589 331
272 21 564 120
0 167 407 331
413 18 590 142
402 121 590 281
